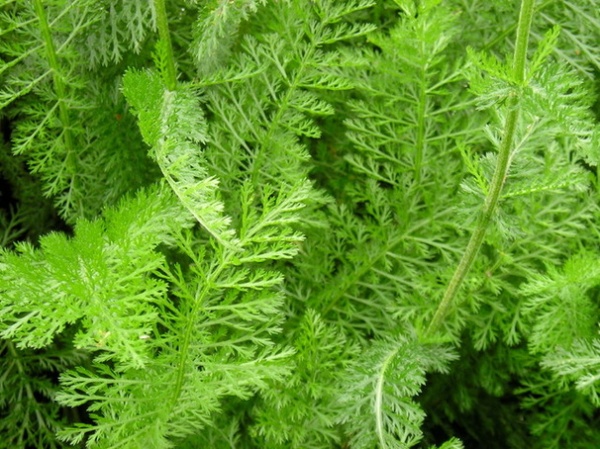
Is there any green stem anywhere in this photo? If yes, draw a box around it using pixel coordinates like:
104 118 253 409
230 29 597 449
154 0 178 91
425 0 536 337
168 249 235 410
375 345 401 449
414 62 427 185
483 0 551 52
33 0 75 170
512 0 536 84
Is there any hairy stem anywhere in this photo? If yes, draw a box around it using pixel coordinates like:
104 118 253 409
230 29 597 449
154 0 178 90
425 0 536 337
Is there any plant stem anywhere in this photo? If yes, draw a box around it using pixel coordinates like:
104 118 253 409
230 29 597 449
154 0 178 91
375 345 401 449
425 0 536 337
512 0 536 84
33 0 75 170
414 61 427 185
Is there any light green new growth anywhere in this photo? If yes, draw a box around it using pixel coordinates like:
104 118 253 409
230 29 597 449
0 0 599 448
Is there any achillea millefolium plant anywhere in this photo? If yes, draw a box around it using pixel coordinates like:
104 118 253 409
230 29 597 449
0 0 599 448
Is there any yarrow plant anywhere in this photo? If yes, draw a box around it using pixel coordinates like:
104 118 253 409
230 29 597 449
0 0 599 448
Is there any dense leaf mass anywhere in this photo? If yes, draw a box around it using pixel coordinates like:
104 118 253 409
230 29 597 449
0 1 599 448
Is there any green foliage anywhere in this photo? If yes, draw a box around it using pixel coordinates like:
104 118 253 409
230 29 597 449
0 184 192 366
0 0 157 222
250 310 359 449
0 0 599 448
0 339 86 449
521 252 600 353
337 333 457 449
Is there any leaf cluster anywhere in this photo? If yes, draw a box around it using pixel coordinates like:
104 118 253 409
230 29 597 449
0 1 599 449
